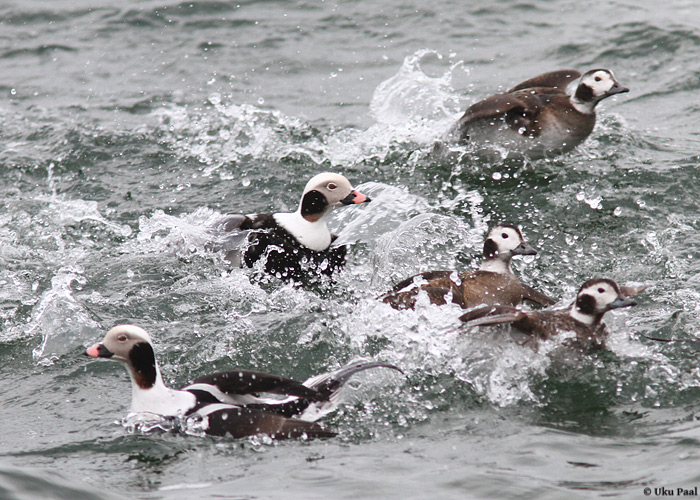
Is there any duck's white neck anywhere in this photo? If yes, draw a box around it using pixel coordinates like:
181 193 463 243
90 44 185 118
274 210 333 251
569 304 596 325
479 257 513 275
128 365 195 417
570 96 597 115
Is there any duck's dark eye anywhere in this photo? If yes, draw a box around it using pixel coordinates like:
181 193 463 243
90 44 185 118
595 76 602 82
502 233 509 239
598 288 605 294
327 183 337 190
117 334 128 342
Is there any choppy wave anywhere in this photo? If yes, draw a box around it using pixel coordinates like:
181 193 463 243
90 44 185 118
0 462 127 500
2 3 700 497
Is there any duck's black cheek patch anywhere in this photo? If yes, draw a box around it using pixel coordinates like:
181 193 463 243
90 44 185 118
483 239 499 259
575 84 594 102
301 190 328 218
129 342 157 389
576 294 597 316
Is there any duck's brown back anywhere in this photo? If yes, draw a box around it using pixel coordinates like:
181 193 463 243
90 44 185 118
382 270 527 310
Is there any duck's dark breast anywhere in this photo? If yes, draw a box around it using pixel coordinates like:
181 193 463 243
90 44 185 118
243 227 346 282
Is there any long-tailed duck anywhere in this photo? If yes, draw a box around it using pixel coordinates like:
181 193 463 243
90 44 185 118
381 224 555 310
460 278 640 350
213 173 371 283
84 325 402 439
448 69 629 158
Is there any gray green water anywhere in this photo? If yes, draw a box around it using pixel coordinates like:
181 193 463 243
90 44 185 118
2 0 700 498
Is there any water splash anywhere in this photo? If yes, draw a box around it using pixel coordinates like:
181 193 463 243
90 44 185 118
30 266 101 365
35 196 133 239
154 100 323 174
369 48 464 132
337 297 554 407
132 207 225 257
370 212 481 288
153 49 467 170
331 182 432 248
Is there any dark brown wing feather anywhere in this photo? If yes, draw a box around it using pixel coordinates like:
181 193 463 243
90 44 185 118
461 307 606 349
459 305 531 327
507 69 581 93
382 270 460 310
458 93 531 123
456 91 558 139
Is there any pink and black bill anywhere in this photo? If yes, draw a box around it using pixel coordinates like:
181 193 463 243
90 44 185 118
84 343 113 358
340 189 370 205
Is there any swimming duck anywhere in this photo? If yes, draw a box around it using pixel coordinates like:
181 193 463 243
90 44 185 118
381 224 555 310
213 173 370 282
84 325 401 439
459 278 639 350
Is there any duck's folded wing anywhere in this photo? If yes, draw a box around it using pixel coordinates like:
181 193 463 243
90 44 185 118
458 91 553 138
507 69 581 92
458 93 531 123
459 305 529 326
184 370 322 400
521 284 557 307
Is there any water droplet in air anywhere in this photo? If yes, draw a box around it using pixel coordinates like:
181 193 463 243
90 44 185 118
492 172 502 180
241 178 251 187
